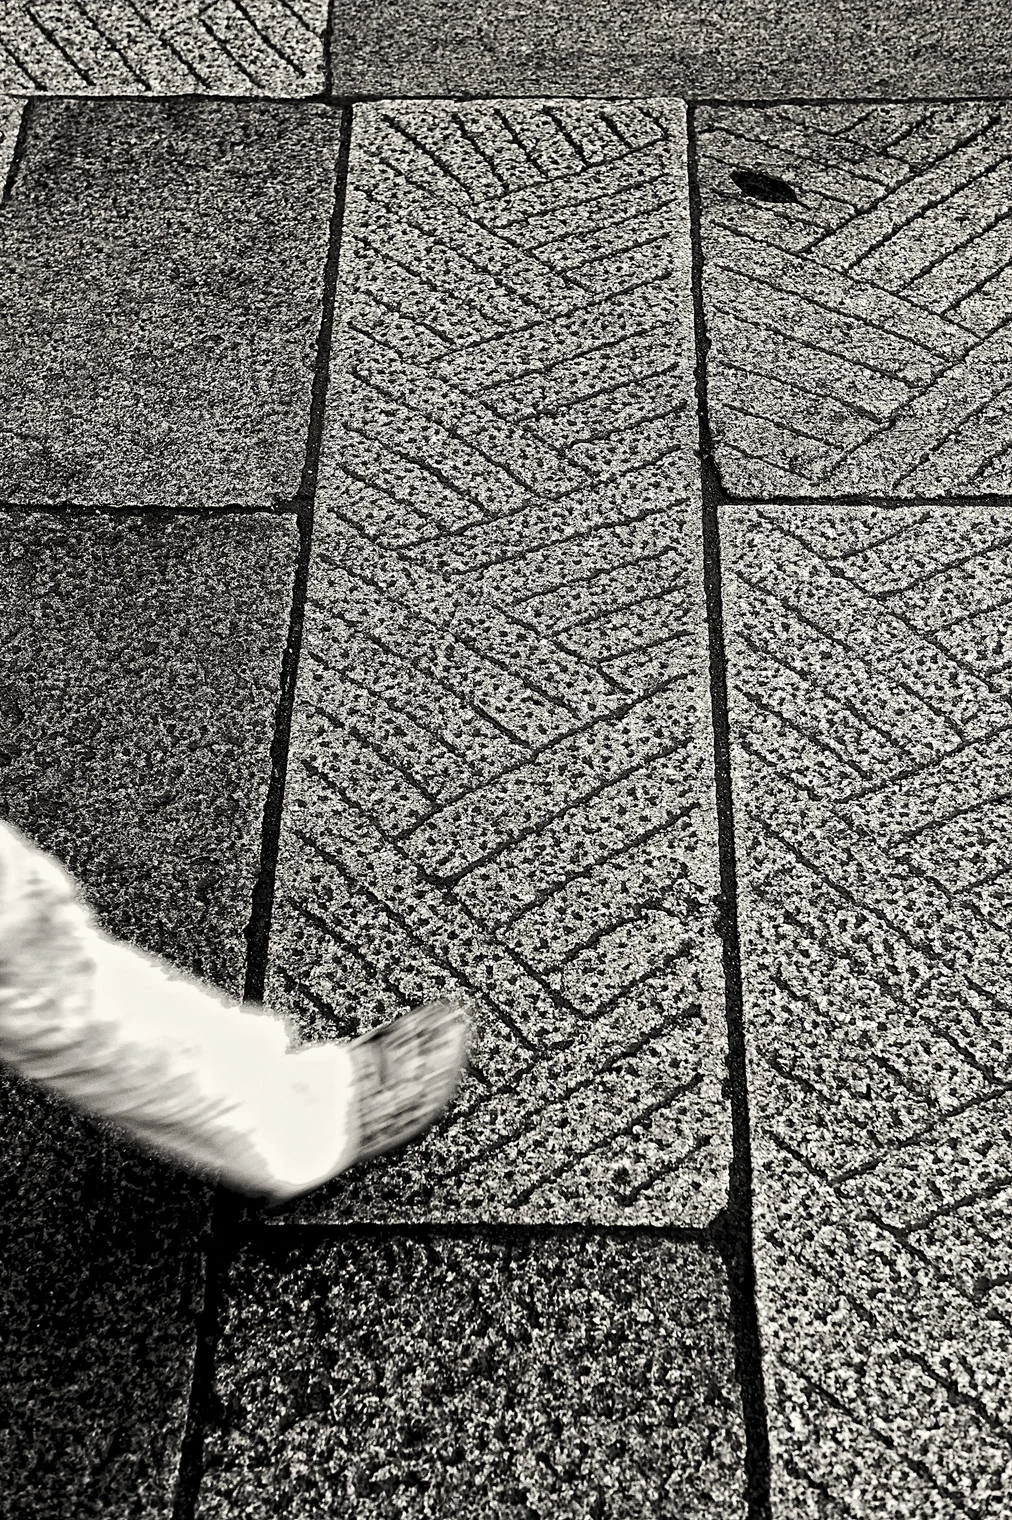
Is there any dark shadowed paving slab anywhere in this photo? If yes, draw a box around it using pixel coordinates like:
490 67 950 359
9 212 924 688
0 0 327 94
335 1 1012 99
0 510 299 1518
722 502 1012 1516
266 99 733 1223
697 103 1012 497
196 1233 746 1519
0 97 340 507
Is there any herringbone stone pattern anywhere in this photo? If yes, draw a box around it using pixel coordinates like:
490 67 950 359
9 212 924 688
198 1234 746 1519
698 103 1012 497
723 502 1012 1516
0 0 326 93
266 99 733 1223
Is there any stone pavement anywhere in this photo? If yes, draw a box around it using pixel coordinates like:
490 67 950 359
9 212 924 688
1 34 1012 1520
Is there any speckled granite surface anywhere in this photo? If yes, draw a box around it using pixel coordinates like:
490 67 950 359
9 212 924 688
722 502 1012 1516
0 509 298 1516
265 99 733 1224
197 1232 746 1519
334 0 1012 100
0 98 340 507
0 1 327 94
697 103 1012 497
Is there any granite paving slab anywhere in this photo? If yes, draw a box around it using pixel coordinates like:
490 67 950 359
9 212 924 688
0 508 299 1517
266 99 733 1223
335 1 1012 99
0 97 341 507
0 0 327 94
697 103 1012 497
197 1232 746 1519
722 501 1012 1516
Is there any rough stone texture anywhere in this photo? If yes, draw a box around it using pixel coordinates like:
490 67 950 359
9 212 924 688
336 0 1012 99
197 1233 746 1519
723 502 1012 1517
0 509 299 1518
0 0 326 94
0 98 341 507
0 99 22 192
267 99 732 1224
698 103 1012 497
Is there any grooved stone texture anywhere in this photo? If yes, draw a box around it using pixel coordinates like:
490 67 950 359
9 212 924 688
335 1 1012 99
267 99 732 1224
0 510 299 1518
723 503 1012 1517
0 98 341 507
197 1233 746 1520
0 0 327 94
698 103 1012 497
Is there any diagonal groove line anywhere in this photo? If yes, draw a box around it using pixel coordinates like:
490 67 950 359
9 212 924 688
501 805 700 929
907 199 1012 296
617 1135 713 1206
354 148 591 292
410 735 692 887
434 1013 700 1182
717 357 881 428
829 1082 1012 1186
729 559 965 739
120 0 212 87
393 680 688 844
891 789 1012 847
704 116 896 191
890 377 1012 487
759 514 1012 709
799 112 1003 256
711 217 980 337
306 661 470 762
509 1077 707 1205
72 0 153 88
525 168 670 246
734 626 913 755
947 250 1012 315
290 768 590 1029
198 15 267 88
719 397 839 448
289 831 545 1051
709 254 953 357
708 301 919 386
223 0 304 72
687 104 772 1520
24 4 95 83
761 824 1007 1083
0 35 44 89
316 544 586 716
845 149 1012 277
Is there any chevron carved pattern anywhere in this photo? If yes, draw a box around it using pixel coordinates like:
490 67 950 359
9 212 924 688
698 104 1012 497
724 503 1012 1516
0 0 325 94
266 100 732 1223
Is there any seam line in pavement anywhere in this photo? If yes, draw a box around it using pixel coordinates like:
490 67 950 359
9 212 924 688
170 103 355 1520
1 99 30 207
8 91 1012 108
687 101 773 1520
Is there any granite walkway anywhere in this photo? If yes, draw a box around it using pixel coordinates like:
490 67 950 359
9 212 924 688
0 52 1010 1520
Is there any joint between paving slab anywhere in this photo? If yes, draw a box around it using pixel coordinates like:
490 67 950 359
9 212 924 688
1 98 32 207
171 107 354 1520
241 1215 716 1243
687 102 772 1520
